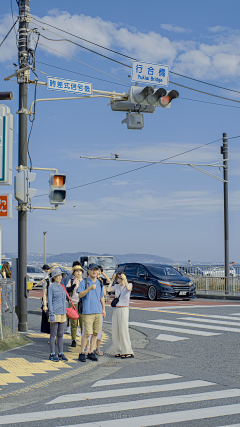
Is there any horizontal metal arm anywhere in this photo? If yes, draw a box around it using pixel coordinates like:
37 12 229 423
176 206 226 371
79 156 226 168
16 166 58 173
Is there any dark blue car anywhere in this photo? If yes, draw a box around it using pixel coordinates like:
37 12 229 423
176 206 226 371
115 263 196 300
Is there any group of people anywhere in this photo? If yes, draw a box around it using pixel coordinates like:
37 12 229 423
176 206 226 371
40 261 134 362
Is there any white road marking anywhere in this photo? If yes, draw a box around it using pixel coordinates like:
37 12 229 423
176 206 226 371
178 317 240 327
129 321 220 336
151 319 240 333
156 333 188 341
47 380 214 405
92 373 180 387
230 313 240 316
196 314 240 321
151 305 240 310
56 404 240 427
2 389 240 424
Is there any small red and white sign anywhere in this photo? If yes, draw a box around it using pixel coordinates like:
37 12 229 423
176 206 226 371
0 194 12 219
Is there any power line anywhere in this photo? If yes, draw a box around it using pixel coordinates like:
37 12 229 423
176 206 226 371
35 60 130 87
0 17 19 48
34 135 227 199
38 43 130 85
38 42 240 105
31 16 240 95
180 97 240 109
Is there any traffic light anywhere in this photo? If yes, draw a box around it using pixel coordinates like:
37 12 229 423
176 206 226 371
129 86 179 108
49 173 66 205
111 86 179 113
14 169 36 203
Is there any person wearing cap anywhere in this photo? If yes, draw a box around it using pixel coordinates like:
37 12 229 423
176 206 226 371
47 267 68 362
78 263 106 362
66 265 84 347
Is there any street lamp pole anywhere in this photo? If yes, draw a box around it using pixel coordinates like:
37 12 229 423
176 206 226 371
43 232 48 265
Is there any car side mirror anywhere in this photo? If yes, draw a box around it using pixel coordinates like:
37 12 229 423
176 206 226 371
146 276 151 281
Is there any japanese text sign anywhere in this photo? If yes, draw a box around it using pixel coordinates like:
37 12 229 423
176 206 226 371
0 194 12 219
131 61 169 86
47 77 92 95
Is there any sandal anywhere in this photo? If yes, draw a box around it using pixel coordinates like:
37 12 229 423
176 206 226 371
84 346 90 354
121 354 134 359
115 354 121 358
95 347 103 356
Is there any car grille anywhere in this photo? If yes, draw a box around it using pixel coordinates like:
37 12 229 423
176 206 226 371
172 284 190 293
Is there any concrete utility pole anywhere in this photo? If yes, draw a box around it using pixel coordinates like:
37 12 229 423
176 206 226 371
43 231 48 265
17 0 30 331
222 133 229 294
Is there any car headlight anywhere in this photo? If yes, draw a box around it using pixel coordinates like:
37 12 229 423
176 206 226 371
158 280 172 287
188 281 193 286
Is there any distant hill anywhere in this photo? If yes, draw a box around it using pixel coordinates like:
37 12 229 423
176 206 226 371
46 252 174 265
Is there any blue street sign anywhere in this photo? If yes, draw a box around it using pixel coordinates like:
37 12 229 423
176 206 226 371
131 61 169 86
47 77 92 95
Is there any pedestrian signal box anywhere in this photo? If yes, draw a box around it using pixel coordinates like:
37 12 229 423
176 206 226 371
49 173 66 205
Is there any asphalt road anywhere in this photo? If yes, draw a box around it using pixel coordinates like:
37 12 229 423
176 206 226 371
1 295 240 426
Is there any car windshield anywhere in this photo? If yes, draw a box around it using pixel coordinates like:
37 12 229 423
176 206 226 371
148 266 182 277
27 266 44 274
89 257 117 269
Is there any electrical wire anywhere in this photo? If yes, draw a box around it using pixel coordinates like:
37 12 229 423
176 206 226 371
35 60 130 87
180 97 240 109
31 16 240 95
37 42 240 104
0 17 19 48
34 135 229 199
10 0 18 47
38 43 130 85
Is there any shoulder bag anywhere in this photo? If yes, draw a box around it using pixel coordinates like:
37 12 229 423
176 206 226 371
111 287 124 307
61 284 79 320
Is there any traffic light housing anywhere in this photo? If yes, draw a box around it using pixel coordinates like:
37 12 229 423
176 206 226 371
129 86 179 108
14 169 36 203
49 173 66 205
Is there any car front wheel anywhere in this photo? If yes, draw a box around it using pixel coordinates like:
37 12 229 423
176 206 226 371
148 285 157 301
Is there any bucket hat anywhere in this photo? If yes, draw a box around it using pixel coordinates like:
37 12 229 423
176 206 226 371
72 265 84 273
51 267 67 279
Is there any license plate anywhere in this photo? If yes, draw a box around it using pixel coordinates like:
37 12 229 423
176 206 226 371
179 291 187 296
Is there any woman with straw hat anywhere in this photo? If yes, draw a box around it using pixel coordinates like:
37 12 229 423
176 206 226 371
66 264 84 347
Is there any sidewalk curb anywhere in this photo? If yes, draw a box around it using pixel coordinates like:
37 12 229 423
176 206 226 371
196 293 240 301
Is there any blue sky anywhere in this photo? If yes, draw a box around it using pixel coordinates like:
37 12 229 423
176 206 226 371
0 0 240 262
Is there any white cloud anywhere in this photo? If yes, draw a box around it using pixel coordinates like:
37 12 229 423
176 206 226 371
208 26 226 33
2 10 240 81
161 24 191 34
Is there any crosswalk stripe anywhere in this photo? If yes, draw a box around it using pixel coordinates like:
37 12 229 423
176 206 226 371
156 333 188 341
153 305 240 310
1 389 240 424
47 380 214 405
92 373 180 387
56 404 240 427
129 321 220 336
151 319 240 333
197 314 240 321
230 313 240 316
178 316 240 327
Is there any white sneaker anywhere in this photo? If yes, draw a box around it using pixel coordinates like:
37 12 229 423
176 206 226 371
76 328 81 337
66 326 71 334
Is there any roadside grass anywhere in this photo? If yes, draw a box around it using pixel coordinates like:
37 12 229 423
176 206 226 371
0 326 31 352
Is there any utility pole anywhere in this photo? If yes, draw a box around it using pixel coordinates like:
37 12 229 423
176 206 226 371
17 0 30 331
222 133 229 294
43 231 48 265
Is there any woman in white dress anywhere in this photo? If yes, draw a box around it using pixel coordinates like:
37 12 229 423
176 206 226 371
107 271 134 359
